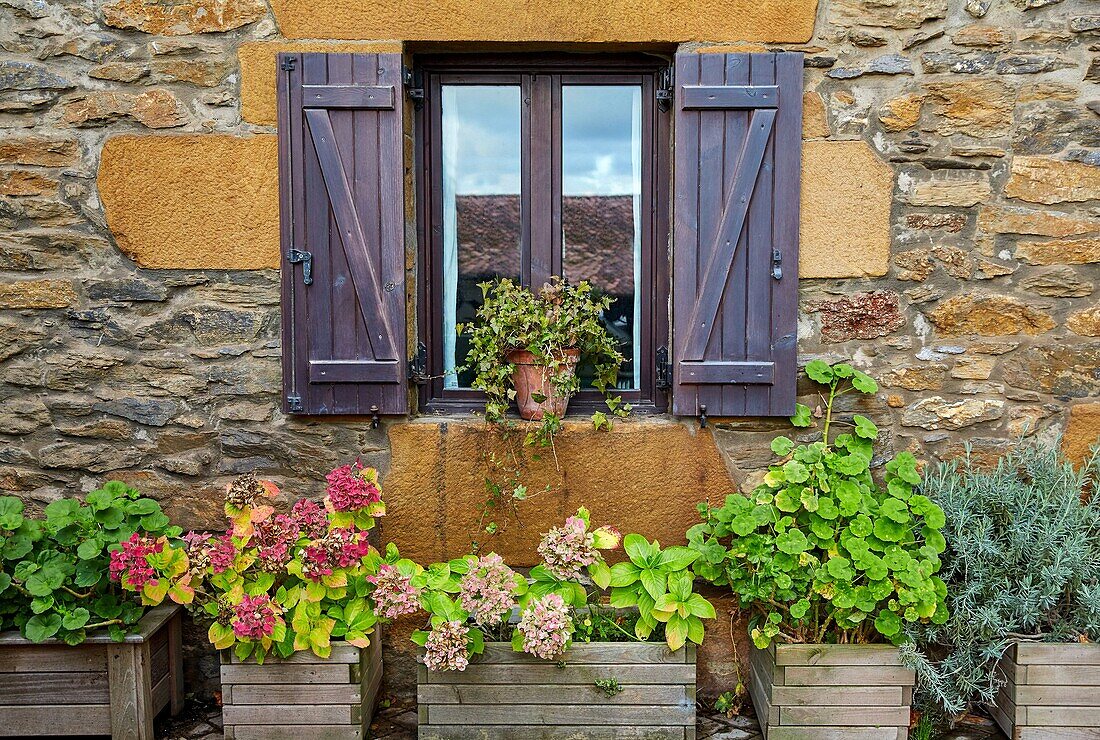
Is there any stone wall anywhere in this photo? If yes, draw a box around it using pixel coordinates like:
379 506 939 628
2 0 1099 701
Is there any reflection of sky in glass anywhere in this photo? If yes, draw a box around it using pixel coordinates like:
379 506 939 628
443 85 638 196
562 86 638 196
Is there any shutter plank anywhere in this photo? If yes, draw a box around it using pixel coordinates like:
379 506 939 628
279 51 407 416
672 52 802 417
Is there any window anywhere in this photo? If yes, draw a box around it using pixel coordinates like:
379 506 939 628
415 54 671 413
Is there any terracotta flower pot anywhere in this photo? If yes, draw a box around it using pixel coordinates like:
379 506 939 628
506 348 580 420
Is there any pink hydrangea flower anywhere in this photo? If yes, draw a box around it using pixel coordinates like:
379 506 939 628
300 527 371 581
537 516 598 581
517 593 572 660
421 620 470 671
291 498 328 539
109 533 162 590
208 533 237 574
252 513 300 571
231 594 279 640
458 554 517 626
325 461 382 512
367 564 421 619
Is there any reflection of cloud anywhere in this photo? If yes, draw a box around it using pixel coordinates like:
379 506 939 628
443 83 640 198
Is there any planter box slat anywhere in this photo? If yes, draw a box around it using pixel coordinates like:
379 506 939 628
473 642 689 664
221 634 381 740
4 704 112 736
0 604 183 738
427 704 694 726
769 685 904 707
779 665 915 687
779 705 910 726
0 670 110 704
750 645 911 740
0 644 107 673
419 727 689 740
418 683 690 706
994 641 1100 739
771 644 905 667
229 683 363 704
418 641 695 738
419 663 695 685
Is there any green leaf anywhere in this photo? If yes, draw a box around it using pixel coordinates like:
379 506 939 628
608 561 641 587
783 460 810 484
874 610 901 637
25 613 62 642
685 593 716 619
770 436 794 456
623 534 652 565
850 369 879 394
654 546 699 571
639 569 667 601
805 360 835 385
62 608 90 631
411 630 430 647
789 598 810 619
789 403 813 428
76 539 101 560
665 613 688 651
852 415 878 440
0 497 24 530
588 560 611 590
775 529 810 555
881 498 911 524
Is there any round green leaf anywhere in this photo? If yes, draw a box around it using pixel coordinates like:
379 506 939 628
25 613 62 642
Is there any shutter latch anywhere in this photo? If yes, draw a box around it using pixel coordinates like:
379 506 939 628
655 346 671 391
407 341 428 385
286 394 303 413
287 249 313 285
656 65 674 111
403 66 424 110
771 248 783 281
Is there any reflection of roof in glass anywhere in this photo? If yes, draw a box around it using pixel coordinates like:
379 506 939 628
456 194 635 296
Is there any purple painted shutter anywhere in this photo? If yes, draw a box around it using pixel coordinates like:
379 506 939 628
672 52 802 417
278 52 407 415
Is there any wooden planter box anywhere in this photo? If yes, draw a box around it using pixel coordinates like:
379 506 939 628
0 603 183 739
748 643 914 740
221 633 383 740
992 641 1100 740
417 642 697 739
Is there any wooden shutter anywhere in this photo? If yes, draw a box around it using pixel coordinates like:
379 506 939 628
278 52 407 416
672 52 802 418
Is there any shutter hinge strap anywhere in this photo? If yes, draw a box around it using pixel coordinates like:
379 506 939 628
655 346 672 391
286 394 303 412
280 57 297 72
287 249 313 285
403 66 424 110
656 65 674 111
407 341 428 385
771 248 783 281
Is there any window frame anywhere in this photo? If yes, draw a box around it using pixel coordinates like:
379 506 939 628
414 53 672 415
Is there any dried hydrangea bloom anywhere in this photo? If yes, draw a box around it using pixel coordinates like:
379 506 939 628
225 473 268 509
421 619 470 671
109 533 162 590
367 563 422 620
517 593 572 660
457 553 517 626
537 515 598 580
231 594 279 640
252 513 301 572
300 527 371 581
325 461 382 512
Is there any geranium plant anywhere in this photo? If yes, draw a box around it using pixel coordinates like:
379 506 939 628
689 360 949 648
412 508 716 671
0 481 191 644
183 464 397 663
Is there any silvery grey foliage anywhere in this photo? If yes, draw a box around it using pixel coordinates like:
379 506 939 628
904 440 1100 720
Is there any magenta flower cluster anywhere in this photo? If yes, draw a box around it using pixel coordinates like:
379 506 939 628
109 533 163 590
517 593 572 659
325 461 382 512
421 619 470 671
537 516 598 580
367 564 421 619
231 594 279 640
458 554 517 626
207 533 236 574
301 527 371 581
291 498 328 539
252 513 301 571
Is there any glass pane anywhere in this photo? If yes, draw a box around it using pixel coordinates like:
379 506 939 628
441 85 522 389
561 85 642 391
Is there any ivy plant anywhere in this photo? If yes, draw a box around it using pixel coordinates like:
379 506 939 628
0 482 185 644
688 360 949 648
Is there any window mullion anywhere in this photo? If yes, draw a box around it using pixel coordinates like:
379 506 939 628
528 73 554 288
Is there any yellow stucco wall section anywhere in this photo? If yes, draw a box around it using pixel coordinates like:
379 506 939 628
268 0 818 43
239 41 404 126
98 134 280 269
381 420 736 566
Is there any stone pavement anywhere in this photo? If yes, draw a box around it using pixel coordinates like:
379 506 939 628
157 695 1008 739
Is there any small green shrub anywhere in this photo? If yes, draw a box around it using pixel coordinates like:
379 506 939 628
0 482 183 644
689 360 949 648
905 440 1100 719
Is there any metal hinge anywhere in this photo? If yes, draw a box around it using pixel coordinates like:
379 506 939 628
407 341 428 385
403 66 424 110
280 57 297 72
286 394 303 412
771 248 783 281
655 346 671 391
287 249 312 285
656 65 674 111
